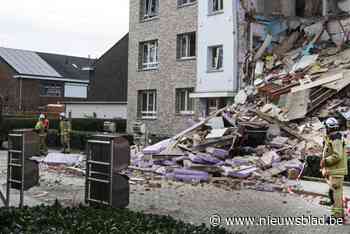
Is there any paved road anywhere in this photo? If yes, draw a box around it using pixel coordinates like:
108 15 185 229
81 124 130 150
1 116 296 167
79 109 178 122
1 151 349 233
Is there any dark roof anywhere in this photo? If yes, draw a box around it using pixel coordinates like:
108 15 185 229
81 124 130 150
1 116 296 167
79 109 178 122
37 52 94 81
88 33 128 102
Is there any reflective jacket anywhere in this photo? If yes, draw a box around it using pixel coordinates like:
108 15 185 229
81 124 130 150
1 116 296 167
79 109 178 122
35 120 46 136
59 120 71 136
322 132 348 176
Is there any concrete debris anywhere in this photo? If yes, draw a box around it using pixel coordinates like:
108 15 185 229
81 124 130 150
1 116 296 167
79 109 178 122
129 15 350 189
260 151 281 168
234 89 248 105
31 153 84 166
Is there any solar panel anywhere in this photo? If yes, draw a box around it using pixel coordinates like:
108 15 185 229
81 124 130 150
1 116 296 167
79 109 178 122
0 47 62 77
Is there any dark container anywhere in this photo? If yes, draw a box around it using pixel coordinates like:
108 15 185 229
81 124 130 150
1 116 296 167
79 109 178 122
89 173 129 208
241 126 268 147
9 129 39 158
11 159 39 190
89 134 130 172
8 129 40 191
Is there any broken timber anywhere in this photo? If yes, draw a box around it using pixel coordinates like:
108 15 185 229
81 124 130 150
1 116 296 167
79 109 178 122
291 72 343 93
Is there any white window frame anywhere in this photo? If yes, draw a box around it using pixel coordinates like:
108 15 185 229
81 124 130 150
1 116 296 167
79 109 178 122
209 0 224 14
139 90 157 119
142 40 159 70
178 0 196 7
143 0 159 19
208 45 223 71
178 32 196 59
176 88 194 115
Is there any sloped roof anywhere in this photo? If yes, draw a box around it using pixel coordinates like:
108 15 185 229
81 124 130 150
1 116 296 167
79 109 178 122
0 47 93 82
37 52 93 81
0 47 62 77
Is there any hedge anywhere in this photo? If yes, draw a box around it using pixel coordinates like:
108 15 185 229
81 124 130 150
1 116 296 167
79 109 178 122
0 117 126 132
47 130 95 151
0 202 229 234
0 118 129 150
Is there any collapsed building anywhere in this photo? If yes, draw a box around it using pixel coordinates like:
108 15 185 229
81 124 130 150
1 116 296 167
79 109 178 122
129 0 350 191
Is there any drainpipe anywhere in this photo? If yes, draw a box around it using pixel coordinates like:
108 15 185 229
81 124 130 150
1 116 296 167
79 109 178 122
233 0 240 91
19 78 22 111
0 94 3 125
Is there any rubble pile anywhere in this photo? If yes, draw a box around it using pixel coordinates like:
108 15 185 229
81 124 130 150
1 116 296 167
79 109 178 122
130 102 327 190
130 15 350 190
247 15 350 121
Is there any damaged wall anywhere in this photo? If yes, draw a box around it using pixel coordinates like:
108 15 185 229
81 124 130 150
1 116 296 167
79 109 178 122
255 0 296 17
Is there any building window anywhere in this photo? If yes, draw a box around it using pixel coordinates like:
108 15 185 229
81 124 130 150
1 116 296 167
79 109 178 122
178 0 196 7
177 32 196 59
138 90 157 119
140 40 159 70
142 0 159 20
209 0 223 14
176 88 194 114
208 98 219 115
208 45 223 71
40 82 62 97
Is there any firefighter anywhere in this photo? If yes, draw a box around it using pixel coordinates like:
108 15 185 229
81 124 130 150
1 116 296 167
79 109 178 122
59 112 71 154
35 114 48 156
43 114 49 132
320 117 348 221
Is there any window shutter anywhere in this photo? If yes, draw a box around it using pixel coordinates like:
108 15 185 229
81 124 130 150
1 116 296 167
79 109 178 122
190 32 196 57
175 90 180 113
155 0 159 15
154 90 157 112
188 88 194 111
176 35 181 59
138 43 142 69
137 91 142 118
155 41 159 62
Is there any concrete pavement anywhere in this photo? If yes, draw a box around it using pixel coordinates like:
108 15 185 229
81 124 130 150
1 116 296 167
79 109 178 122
1 150 350 233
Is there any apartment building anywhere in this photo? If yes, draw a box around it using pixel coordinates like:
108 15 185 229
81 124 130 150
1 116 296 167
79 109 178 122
127 0 333 137
128 0 200 137
190 0 240 114
190 0 325 113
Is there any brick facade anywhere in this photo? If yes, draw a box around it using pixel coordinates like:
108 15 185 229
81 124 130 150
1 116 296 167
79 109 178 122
128 0 200 137
0 62 84 113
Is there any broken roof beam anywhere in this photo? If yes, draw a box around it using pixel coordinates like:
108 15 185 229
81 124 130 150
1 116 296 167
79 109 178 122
291 71 344 93
172 107 227 141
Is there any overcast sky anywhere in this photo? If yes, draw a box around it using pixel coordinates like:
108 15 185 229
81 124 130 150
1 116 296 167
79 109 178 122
0 0 129 58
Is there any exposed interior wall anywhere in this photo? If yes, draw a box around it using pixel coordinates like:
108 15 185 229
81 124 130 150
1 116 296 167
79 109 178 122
255 0 296 17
